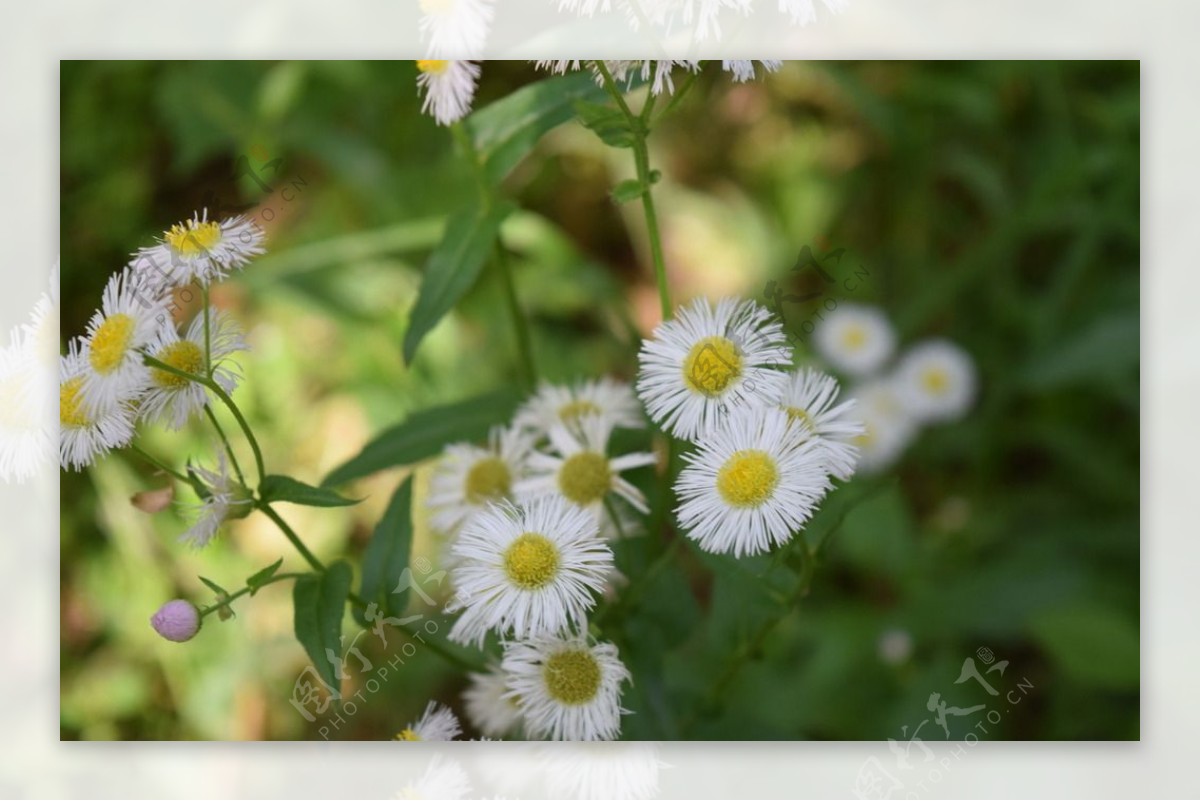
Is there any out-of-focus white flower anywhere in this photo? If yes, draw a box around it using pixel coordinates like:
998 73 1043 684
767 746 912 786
892 339 977 423
80 268 168 414
1 325 52 482
541 741 666 800
778 367 863 481
419 0 494 58
132 210 264 290
398 754 472 799
141 308 247 430
812 303 896 378
59 338 135 471
877 628 914 666
463 662 522 738
416 60 480 126
675 406 831 557
779 0 847 25
395 701 462 742
502 631 630 741
847 378 917 474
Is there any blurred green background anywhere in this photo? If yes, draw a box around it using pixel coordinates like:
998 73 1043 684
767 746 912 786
60 61 1139 740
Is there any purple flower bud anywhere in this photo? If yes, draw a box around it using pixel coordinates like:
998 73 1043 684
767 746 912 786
151 599 201 642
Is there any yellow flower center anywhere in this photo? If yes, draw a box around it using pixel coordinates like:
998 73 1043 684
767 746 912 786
683 336 742 396
542 649 602 706
60 377 89 428
88 313 135 375
783 405 816 433
151 341 205 389
394 728 421 741
558 399 601 423
464 456 511 504
921 367 950 395
557 451 612 506
165 219 223 258
416 60 450 75
716 449 779 508
503 533 560 590
840 324 867 351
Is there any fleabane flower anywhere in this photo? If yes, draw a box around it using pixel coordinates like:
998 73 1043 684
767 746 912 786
80 268 168 413
59 338 136 471
675 406 831 557
428 425 534 535
416 60 480 126
812 302 896 377
892 340 977 423
848 378 917 474
502 631 630 741
637 296 792 441
395 701 462 741
514 378 644 437
140 309 247 430
180 450 252 548
778 367 863 481
419 0 494 58
463 662 522 738
779 0 847 26
132 209 264 289
721 60 783 82
448 496 613 647
516 414 656 539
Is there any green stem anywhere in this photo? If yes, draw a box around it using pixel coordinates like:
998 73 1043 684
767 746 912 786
493 242 536 391
130 443 189 483
203 405 247 487
257 501 325 573
199 571 308 619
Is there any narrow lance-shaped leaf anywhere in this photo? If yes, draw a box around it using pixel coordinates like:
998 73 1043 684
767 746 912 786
247 557 284 595
259 475 361 508
354 478 414 627
292 561 353 697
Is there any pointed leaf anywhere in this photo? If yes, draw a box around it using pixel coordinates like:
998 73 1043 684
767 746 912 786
246 557 284 595
611 179 645 204
259 475 360 507
354 478 414 626
292 561 352 696
574 100 637 148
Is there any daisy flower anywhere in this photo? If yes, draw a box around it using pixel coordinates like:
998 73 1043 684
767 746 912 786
463 662 522 738
778 367 863 481
721 60 783 82
514 378 644 437
675 406 831 557
847 378 917 474
502 631 630 741
140 308 247 430
180 450 252 548
80 268 168 414
779 0 848 26
516 414 656 539
447 496 613 647
419 0 493 58
416 60 480 126
132 209 264 289
637 296 792 441
59 339 136 471
812 303 896 377
892 340 977 423
395 701 462 741
428 425 534 535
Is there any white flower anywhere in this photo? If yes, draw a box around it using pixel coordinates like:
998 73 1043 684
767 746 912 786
779 0 847 25
542 742 666 799
637 296 792 441
428 425 534 535
180 450 251 548
847 378 917 474
605 59 700 96
80 268 168 414
59 338 136 471
419 0 493 58
778 367 863 481
463 663 522 738
132 210 264 290
675 406 831 557
140 308 247 431
416 60 480 126
395 701 462 741
892 340 977 423
515 414 656 540
721 60 783 82
515 378 644 437
1 324 53 482
399 755 472 800
502 632 630 741
812 303 896 377
448 496 613 647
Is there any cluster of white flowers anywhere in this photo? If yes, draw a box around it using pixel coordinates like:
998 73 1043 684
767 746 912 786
811 302 977 472
59 209 263 545
636 295 863 557
424 378 649 740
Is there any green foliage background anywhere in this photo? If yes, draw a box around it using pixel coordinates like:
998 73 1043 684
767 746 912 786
59 60 1139 740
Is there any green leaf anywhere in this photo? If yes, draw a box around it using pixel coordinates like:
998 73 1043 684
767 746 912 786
322 388 523 486
292 561 353 696
258 475 360 507
573 100 637 148
246 558 283 595
1029 604 1139 690
466 72 606 184
611 179 645 204
198 576 228 597
402 200 514 365
354 478 414 627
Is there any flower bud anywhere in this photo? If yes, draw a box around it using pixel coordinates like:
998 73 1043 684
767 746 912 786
150 599 202 642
